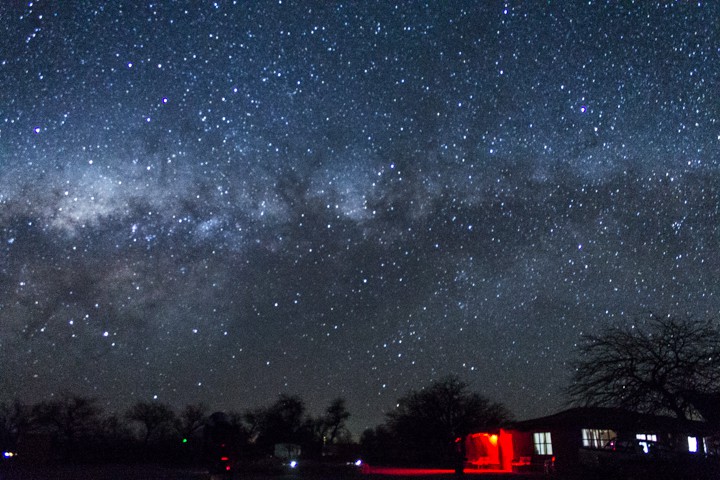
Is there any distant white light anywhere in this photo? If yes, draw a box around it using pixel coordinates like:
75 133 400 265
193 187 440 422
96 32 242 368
289 460 297 468
580 105 587 113
33 126 41 133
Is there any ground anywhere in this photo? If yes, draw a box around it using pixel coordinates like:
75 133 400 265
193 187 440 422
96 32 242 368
0 464 540 480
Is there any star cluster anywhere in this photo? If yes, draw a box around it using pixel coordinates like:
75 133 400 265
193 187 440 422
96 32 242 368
1 1 719 433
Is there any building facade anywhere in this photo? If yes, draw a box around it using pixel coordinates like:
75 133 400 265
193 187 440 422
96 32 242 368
464 407 718 476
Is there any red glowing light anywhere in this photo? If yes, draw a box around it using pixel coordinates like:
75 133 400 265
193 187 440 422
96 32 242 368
362 467 454 476
220 456 229 461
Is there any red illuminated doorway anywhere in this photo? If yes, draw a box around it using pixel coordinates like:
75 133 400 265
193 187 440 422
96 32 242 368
464 429 514 471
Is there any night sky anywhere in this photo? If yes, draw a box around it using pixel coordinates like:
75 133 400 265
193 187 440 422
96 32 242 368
1 1 719 435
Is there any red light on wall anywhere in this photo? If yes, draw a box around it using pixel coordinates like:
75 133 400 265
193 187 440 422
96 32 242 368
226 465 231 471
220 456 229 461
363 467 455 476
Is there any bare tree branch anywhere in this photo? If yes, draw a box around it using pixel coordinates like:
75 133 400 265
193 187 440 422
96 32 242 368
567 314 720 420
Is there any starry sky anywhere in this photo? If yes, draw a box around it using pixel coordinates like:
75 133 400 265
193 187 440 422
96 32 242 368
1 1 719 435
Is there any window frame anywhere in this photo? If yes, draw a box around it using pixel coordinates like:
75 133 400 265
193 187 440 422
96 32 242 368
581 428 616 449
533 431 553 455
635 433 658 453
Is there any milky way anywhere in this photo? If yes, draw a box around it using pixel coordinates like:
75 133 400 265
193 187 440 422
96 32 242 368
1 1 719 434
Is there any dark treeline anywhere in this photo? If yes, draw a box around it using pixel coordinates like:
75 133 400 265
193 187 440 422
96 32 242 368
0 392 354 467
0 376 511 468
361 376 512 467
9 313 718 471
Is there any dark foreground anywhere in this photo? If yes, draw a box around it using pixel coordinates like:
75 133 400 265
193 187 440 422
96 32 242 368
3 463 719 480
0 464 538 480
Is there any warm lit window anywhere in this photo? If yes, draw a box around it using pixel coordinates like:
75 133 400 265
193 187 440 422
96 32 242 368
582 429 616 449
635 433 657 453
533 432 553 455
688 436 698 453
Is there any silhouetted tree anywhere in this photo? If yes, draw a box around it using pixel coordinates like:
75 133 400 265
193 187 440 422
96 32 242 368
256 394 306 448
178 402 208 440
301 416 326 458
243 407 265 444
203 411 245 470
567 314 720 420
93 413 134 462
322 397 351 445
386 375 512 466
361 425 398 465
172 403 209 464
125 401 177 445
224 410 250 448
99 413 132 440
31 392 103 459
0 399 31 451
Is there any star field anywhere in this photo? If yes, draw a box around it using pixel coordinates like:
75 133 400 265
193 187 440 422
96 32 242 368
1 1 719 434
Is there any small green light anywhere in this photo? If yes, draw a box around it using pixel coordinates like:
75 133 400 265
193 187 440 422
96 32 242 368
182 438 188 443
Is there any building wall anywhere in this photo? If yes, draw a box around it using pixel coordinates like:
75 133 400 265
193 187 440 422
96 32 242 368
552 428 581 471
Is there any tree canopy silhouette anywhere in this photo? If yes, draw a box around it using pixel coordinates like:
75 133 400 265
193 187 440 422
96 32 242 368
125 401 177 444
255 394 306 448
0 400 30 452
386 375 512 466
322 397 351 445
567 314 720 420
32 392 102 456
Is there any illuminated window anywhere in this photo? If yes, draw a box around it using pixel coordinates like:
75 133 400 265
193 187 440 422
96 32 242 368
582 429 616 449
533 432 553 455
688 436 698 453
635 433 657 453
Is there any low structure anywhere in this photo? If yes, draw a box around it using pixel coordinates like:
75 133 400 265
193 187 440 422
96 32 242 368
274 442 301 461
464 407 718 475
